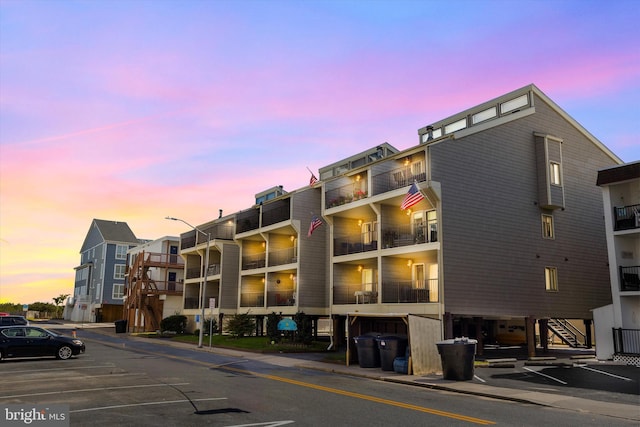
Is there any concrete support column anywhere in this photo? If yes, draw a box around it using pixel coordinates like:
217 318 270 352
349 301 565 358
539 319 549 353
218 313 224 335
526 316 537 358
584 319 593 348
444 312 453 339
473 317 484 356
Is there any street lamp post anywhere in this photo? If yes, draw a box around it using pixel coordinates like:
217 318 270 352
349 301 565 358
166 216 211 348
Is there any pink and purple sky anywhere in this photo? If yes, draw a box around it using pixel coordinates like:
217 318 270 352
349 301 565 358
1 0 639 305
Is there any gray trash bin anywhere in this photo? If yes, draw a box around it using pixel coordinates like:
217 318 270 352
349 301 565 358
436 338 477 380
354 334 380 368
377 336 408 371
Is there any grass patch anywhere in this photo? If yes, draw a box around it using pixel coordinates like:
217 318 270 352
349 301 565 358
167 334 329 353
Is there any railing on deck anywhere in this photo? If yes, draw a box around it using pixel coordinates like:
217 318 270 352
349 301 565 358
613 328 640 355
381 223 437 249
240 292 265 307
269 247 297 266
334 232 377 255
242 254 266 270
333 282 378 305
267 290 296 306
620 266 640 291
614 204 640 231
381 279 438 303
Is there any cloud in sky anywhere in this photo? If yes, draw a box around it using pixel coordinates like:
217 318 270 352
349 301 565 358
1 0 639 304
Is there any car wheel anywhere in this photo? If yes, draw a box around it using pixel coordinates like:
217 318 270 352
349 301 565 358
57 346 73 360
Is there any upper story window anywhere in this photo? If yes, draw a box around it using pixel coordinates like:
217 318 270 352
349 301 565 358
115 244 128 260
542 214 554 239
545 267 558 292
114 264 126 280
550 162 562 186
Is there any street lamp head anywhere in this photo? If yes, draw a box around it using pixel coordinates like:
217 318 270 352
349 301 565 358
165 216 178 221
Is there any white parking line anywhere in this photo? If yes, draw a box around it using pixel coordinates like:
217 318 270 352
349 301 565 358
523 366 567 384
4 372 144 385
69 397 227 413
578 365 634 381
0 382 190 399
474 374 486 383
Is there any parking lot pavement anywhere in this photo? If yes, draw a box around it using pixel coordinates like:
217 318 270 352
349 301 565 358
52 323 640 422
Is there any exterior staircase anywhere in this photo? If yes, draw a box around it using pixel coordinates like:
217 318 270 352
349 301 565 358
548 318 586 348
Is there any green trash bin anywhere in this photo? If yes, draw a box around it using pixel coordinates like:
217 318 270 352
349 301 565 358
354 334 380 368
436 338 477 380
114 319 127 333
377 336 408 371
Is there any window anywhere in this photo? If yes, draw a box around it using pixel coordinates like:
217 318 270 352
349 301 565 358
542 214 554 239
114 264 126 280
413 263 425 289
361 222 376 244
550 162 562 186
113 283 124 299
500 94 528 114
115 244 128 260
545 267 558 291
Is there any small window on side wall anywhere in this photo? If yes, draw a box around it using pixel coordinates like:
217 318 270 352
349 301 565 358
542 214 554 239
550 162 562 186
545 267 558 291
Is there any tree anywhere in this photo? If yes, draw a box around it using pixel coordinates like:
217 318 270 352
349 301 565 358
52 294 70 319
160 315 187 334
266 312 282 341
293 311 313 345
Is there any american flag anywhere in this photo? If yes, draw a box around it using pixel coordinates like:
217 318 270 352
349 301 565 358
307 215 323 237
309 172 318 186
400 181 425 210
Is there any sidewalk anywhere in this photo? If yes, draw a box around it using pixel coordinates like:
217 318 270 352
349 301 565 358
70 323 640 422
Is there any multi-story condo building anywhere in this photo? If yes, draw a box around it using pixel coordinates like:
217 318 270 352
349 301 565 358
123 236 185 332
174 85 622 371
68 219 140 323
594 162 640 364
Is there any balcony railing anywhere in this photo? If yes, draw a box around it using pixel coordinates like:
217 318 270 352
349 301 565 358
334 232 377 256
180 224 234 249
240 292 265 307
267 290 295 306
269 247 297 266
333 282 378 305
143 253 184 267
620 266 640 291
325 186 368 209
186 264 220 279
613 328 640 355
184 297 199 310
381 223 437 249
262 200 291 227
242 254 266 270
381 279 438 303
614 204 640 231
371 166 426 195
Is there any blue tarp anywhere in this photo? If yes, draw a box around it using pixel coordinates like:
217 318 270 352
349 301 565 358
277 318 297 331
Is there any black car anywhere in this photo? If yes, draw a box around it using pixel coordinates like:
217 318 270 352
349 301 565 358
0 326 85 361
0 315 29 326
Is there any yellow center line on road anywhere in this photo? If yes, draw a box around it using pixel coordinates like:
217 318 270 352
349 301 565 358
90 338 496 425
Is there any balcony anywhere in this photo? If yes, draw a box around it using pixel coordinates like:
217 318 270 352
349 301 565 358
267 289 296 306
381 223 437 249
381 279 438 303
242 254 266 270
620 266 640 291
184 297 199 310
269 247 297 266
180 224 234 250
333 282 378 305
334 233 377 256
240 292 265 307
613 328 640 356
237 210 260 234
262 199 291 227
326 187 368 209
185 264 220 280
371 166 427 195
614 204 640 231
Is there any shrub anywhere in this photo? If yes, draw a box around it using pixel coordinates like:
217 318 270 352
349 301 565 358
160 315 187 334
226 312 255 337
266 312 281 341
293 311 313 345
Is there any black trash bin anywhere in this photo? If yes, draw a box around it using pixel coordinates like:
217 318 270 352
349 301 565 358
354 334 380 368
436 338 477 380
114 319 127 333
377 336 408 371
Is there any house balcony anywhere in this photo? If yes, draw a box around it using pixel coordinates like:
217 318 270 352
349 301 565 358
326 186 368 209
381 223 437 249
267 289 296 306
180 224 234 250
333 282 378 305
236 210 260 234
371 166 426 195
334 233 378 256
381 279 438 303
240 292 265 307
613 328 640 358
185 264 221 280
139 252 184 268
620 266 640 292
242 254 266 270
262 199 291 227
269 247 297 266
614 203 640 231
184 297 199 310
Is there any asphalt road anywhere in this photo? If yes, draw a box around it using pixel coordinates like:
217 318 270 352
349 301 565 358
0 329 637 426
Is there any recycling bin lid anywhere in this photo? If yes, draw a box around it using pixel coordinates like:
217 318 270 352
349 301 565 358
436 337 478 345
